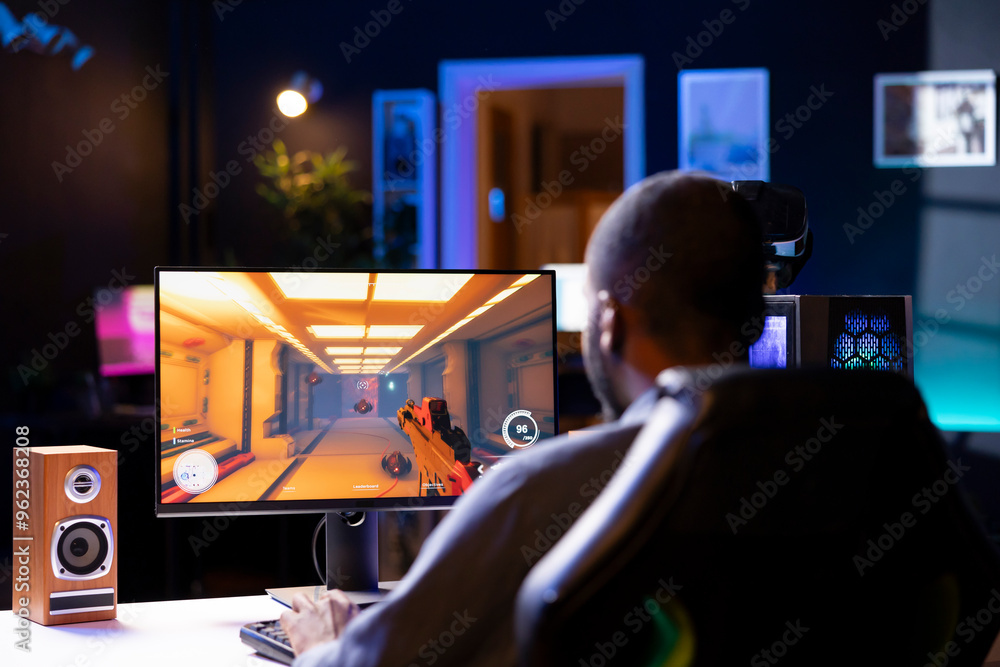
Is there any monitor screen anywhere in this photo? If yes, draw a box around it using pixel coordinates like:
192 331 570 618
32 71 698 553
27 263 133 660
749 296 797 370
542 263 587 332
155 268 557 516
95 285 156 376
748 315 788 369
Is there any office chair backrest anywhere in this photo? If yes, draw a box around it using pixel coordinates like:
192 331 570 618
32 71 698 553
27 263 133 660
516 368 1000 666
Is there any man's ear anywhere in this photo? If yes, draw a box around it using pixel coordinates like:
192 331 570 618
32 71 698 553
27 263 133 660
597 292 626 358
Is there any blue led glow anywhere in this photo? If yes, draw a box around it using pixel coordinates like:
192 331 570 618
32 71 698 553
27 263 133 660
834 332 855 359
845 309 867 336
488 187 506 223
881 335 901 361
858 332 878 361
871 313 890 334
830 308 905 373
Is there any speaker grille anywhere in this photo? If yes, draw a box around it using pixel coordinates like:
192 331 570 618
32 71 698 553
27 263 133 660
50 588 115 615
51 516 114 581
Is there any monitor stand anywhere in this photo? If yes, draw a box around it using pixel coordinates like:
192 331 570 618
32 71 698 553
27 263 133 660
266 512 397 609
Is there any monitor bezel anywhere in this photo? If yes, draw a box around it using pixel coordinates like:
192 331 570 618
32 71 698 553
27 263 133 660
153 266 559 518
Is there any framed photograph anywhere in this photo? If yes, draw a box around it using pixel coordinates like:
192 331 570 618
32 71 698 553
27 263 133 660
372 89 436 268
874 69 996 168
679 68 769 182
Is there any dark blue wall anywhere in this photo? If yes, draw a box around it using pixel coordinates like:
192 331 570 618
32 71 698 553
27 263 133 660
207 1 928 300
4 0 974 608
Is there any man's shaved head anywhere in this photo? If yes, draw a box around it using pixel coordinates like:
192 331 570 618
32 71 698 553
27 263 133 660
582 171 765 420
586 171 765 354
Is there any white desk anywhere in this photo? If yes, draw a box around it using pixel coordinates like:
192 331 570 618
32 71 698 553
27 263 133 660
4 595 289 667
7 592 1000 666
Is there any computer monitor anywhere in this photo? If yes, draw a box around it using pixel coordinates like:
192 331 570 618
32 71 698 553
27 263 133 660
154 268 558 591
749 295 913 375
541 263 587 333
747 296 796 370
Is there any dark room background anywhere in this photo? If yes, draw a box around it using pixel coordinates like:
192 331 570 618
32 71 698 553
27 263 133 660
2 0 999 607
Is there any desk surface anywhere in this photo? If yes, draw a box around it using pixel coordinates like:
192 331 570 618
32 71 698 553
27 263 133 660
7 592 1000 666
5 595 288 667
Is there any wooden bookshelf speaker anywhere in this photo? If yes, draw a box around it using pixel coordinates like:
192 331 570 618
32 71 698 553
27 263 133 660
13 445 117 625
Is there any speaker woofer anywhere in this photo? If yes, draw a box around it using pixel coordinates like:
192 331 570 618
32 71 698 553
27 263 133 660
51 516 114 581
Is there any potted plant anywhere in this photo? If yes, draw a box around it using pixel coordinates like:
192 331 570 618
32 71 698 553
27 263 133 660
254 140 373 266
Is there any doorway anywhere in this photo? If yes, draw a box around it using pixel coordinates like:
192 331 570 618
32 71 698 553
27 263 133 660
438 55 645 269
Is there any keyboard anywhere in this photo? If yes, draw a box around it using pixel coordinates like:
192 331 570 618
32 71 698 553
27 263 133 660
241 619 295 664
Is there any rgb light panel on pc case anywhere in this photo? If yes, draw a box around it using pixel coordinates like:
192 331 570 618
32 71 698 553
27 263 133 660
827 297 908 372
154 268 558 516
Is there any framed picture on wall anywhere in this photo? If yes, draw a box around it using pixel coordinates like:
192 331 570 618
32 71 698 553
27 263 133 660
678 68 770 182
874 69 996 168
372 89 436 268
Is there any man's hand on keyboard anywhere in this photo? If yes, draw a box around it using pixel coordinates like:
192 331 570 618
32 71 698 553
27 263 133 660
280 589 361 655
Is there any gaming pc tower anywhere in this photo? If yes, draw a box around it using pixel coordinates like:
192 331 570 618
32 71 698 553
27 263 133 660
750 294 914 375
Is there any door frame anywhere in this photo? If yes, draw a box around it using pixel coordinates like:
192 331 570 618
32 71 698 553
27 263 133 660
438 55 645 268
